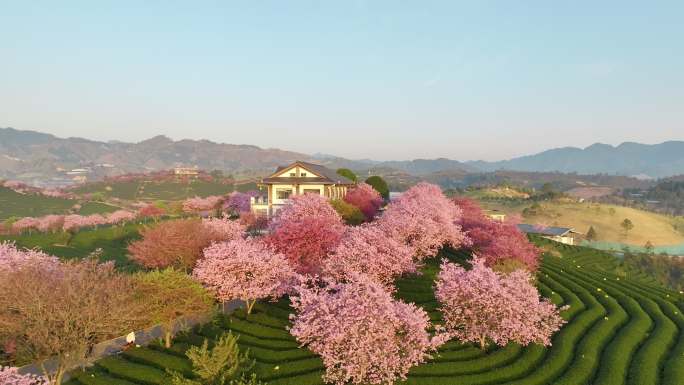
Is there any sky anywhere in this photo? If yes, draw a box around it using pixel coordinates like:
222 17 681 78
1 1 683 161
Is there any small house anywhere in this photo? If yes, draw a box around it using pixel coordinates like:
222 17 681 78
251 161 355 217
517 224 578 245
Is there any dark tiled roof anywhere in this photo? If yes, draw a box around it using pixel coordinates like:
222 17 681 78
517 224 573 236
267 161 355 185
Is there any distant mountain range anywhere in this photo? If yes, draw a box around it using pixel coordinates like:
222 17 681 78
467 142 684 179
1 127 683 186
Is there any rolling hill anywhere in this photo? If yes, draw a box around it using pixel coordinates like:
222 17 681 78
468 142 684 178
3 127 684 187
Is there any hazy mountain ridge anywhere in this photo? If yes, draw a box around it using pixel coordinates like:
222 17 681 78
468 141 684 178
1 127 683 186
0 127 315 183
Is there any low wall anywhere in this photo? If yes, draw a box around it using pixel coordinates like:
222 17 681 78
18 300 245 381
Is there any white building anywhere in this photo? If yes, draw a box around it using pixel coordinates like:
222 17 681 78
251 161 355 217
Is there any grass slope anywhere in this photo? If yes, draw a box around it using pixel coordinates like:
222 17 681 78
483 200 684 247
64 240 684 385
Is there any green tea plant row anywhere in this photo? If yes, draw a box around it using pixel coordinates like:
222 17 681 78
65 242 684 385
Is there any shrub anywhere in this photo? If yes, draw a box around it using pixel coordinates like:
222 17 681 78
169 332 256 385
133 269 215 348
127 218 244 271
330 199 365 226
289 274 445 385
343 183 383 221
364 176 389 200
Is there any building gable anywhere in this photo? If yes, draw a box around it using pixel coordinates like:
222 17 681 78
272 163 323 179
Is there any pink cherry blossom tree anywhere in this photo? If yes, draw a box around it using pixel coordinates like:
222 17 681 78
266 194 345 274
322 224 416 289
343 183 383 221
138 204 165 220
193 238 294 314
105 210 137 225
36 215 65 233
435 257 566 349
182 195 224 216
378 183 468 260
0 367 47 385
223 191 260 215
201 216 246 240
453 197 541 271
289 273 446 385
0 242 60 273
10 217 40 234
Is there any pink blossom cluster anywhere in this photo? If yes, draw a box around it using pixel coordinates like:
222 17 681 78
267 194 345 274
182 195 224 214
1 180 71 199
10 217 41 234
193 238 294 313
0 242 60 273
0 367 47 385
223 191 261 215
343 183 383 221
435 257 566 349
11 210 138 234
201 217 246 241
322 223 416 289
137 204 165 218
105 210 137 225
289 273 445 385
454 197 541 270
62 214 103 232
378 183 468 259
11 215 64 234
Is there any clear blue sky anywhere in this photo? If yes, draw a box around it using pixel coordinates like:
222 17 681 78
1 1 682 161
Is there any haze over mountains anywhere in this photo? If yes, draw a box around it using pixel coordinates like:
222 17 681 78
1 127 683 186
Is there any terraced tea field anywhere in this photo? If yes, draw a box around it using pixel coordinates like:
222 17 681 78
70 180 258 201
65 241 684 385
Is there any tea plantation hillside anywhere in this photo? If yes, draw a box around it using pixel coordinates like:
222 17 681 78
69 179 258 201
0 222 145 271
0 187 121 220
63 240 684 385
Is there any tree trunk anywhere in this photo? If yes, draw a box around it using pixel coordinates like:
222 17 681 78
165 330 172 348
246 299 256 315
479 336 487 350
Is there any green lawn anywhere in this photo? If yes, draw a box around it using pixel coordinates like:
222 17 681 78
61 239 684 385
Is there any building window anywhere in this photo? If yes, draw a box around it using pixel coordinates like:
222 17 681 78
289 172 296 177
276 188 292 199
300 172 307 177
303 188 320 195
